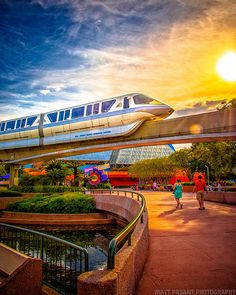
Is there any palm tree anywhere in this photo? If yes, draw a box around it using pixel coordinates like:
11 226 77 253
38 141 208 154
65 160 85 186
45 160 70 185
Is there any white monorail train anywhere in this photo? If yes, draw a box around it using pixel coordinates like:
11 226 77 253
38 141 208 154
0 93 174 150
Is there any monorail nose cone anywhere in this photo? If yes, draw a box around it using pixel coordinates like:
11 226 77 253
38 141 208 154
148 105 174 118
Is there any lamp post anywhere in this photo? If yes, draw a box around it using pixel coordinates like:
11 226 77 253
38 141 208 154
205 165 210 187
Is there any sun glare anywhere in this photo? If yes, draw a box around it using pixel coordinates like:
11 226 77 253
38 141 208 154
216 51 236 82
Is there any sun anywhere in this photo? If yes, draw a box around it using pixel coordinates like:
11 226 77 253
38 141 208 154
216 51 236 82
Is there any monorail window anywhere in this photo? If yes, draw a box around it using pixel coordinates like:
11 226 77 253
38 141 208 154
21 119 26 128
48 113 57 123
101 100 115 113
72 107 84 119
86 105 92 116
123 97 129 109
16 120 21 129
58 111 64 121
1 123 5 131
133 94 161 105
26 116 37 126
6 121 15 130
93 103 99 115
64 110 70 120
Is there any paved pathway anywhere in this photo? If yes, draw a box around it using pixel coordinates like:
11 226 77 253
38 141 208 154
136 192 236 294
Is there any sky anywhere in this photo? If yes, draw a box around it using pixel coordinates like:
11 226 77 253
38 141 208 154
0 0 236 121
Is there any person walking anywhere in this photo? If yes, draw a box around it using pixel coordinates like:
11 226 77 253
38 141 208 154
173 179 183 209
152 180 158 191
193 175 207 210
217 181 222 192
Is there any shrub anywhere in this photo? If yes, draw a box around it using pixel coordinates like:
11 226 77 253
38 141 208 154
0 191 23 198
182 182 195 186
8 185 84 193
0 184 9 189
7 192 96 214
86 182 112 189
225 181 236 186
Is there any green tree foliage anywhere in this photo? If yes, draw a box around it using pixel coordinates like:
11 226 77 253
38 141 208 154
128 157 177 183
45 160 70 185
190 141 236 180
128 142 236 182
19 173 36 186
168 148 193 179
65 160 84 186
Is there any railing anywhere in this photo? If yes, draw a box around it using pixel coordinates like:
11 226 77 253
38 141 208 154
0 223 88 295
87 189 146 269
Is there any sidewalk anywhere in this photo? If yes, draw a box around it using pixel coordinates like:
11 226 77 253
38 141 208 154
136 192 236 294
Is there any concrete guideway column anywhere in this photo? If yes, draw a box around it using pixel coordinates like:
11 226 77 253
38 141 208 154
9 164 20 187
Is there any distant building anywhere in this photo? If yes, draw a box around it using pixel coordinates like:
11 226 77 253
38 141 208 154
63 145 175 165
24 145 176 187
109 145 175 165
62 151 112 163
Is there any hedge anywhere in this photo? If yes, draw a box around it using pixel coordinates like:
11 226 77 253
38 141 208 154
8 185 84 193
86 183 112 189
7 192 96 214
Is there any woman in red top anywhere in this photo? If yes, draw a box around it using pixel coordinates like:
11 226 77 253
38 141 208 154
193 175 207 210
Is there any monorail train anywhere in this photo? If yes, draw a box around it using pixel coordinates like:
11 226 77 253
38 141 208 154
0 93 174 150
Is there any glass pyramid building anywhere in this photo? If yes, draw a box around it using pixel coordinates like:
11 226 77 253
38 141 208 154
63 144 175 164
110 145 175 164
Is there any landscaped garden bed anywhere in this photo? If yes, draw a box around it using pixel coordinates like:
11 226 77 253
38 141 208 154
7 192 96 214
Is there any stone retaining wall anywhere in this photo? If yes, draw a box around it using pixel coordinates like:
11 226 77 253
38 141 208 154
78 193 149 295
0 243 42 295
205 191 236 205
0 211 115 226
0 194 33 210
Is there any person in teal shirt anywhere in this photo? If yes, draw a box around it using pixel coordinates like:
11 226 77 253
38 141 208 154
173 179 183 209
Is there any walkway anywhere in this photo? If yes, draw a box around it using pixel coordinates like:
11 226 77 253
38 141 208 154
136 192 236 294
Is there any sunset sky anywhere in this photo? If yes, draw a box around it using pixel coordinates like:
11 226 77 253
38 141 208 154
1 0 236 121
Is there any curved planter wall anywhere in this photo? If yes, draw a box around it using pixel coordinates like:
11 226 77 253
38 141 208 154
78 193 149 295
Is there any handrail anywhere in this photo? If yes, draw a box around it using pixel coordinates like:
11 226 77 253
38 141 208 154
87 189 146 269
0 222 88 294
0 222 89 255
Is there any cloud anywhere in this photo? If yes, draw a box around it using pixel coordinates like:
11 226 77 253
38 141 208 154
170 99 227 118
40 89 52 95
1 0 236 120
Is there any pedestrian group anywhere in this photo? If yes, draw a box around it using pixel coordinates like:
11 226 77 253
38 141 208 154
173 175 207 210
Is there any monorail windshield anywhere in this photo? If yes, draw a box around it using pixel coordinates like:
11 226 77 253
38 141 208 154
133 94 162 105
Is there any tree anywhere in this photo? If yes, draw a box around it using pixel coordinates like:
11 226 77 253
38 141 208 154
45 160 70 185
128 157 177 184
191 141 236 180
65 160 84 186
168 148 193 179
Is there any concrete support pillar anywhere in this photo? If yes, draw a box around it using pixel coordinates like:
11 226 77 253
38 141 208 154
9 164 20 187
